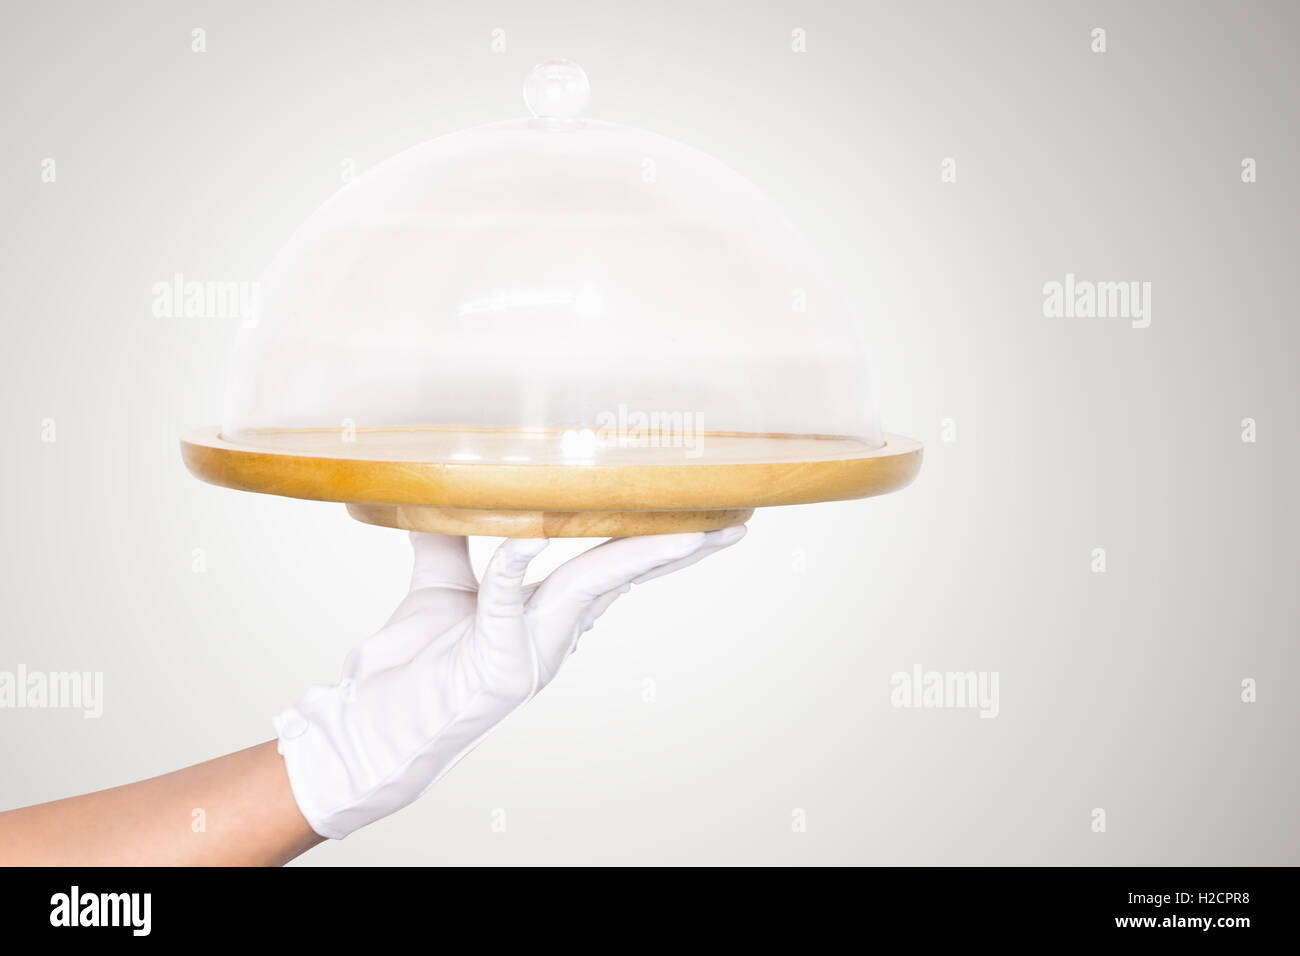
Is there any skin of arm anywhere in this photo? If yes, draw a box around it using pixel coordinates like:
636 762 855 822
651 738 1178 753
0 741 321 866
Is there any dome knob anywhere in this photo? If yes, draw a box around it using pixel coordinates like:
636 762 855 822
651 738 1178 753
524 58 590 120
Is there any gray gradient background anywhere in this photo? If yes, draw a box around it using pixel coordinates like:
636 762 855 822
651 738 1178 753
1 0 1296 865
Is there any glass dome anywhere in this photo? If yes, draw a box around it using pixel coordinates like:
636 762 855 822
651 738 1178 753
185 60 919 538
221 59 882 466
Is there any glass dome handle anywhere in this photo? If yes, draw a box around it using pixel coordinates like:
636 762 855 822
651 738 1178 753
523 58 590 120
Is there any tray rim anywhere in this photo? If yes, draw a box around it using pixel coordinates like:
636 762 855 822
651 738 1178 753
180 425 922 512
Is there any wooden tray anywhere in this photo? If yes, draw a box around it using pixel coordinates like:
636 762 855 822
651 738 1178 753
180 426 922 537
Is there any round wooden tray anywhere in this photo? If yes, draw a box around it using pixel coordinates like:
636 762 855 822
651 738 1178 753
180 426 922 537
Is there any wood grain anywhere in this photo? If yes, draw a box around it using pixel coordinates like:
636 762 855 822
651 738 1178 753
345 504 756 537
180 426 921 535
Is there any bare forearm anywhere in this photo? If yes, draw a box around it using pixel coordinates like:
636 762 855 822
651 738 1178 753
0 741 323 866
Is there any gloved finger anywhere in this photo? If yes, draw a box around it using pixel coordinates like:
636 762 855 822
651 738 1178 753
576 585 626 635
477 537 549 622
571 527 746 638
559 586 624 661
353 535 478 673
528 531 709 619
409 533 478 592
631 525 746 584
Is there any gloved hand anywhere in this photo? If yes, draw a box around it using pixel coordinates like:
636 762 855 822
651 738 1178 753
274 527 746 839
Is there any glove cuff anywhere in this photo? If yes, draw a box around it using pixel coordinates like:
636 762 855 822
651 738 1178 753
273 703 354 840
273 687 520 840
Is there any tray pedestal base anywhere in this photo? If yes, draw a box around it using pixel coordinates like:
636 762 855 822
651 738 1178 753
346 503 755 538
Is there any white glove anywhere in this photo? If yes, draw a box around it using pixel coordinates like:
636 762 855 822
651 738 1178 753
273 527 746 839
